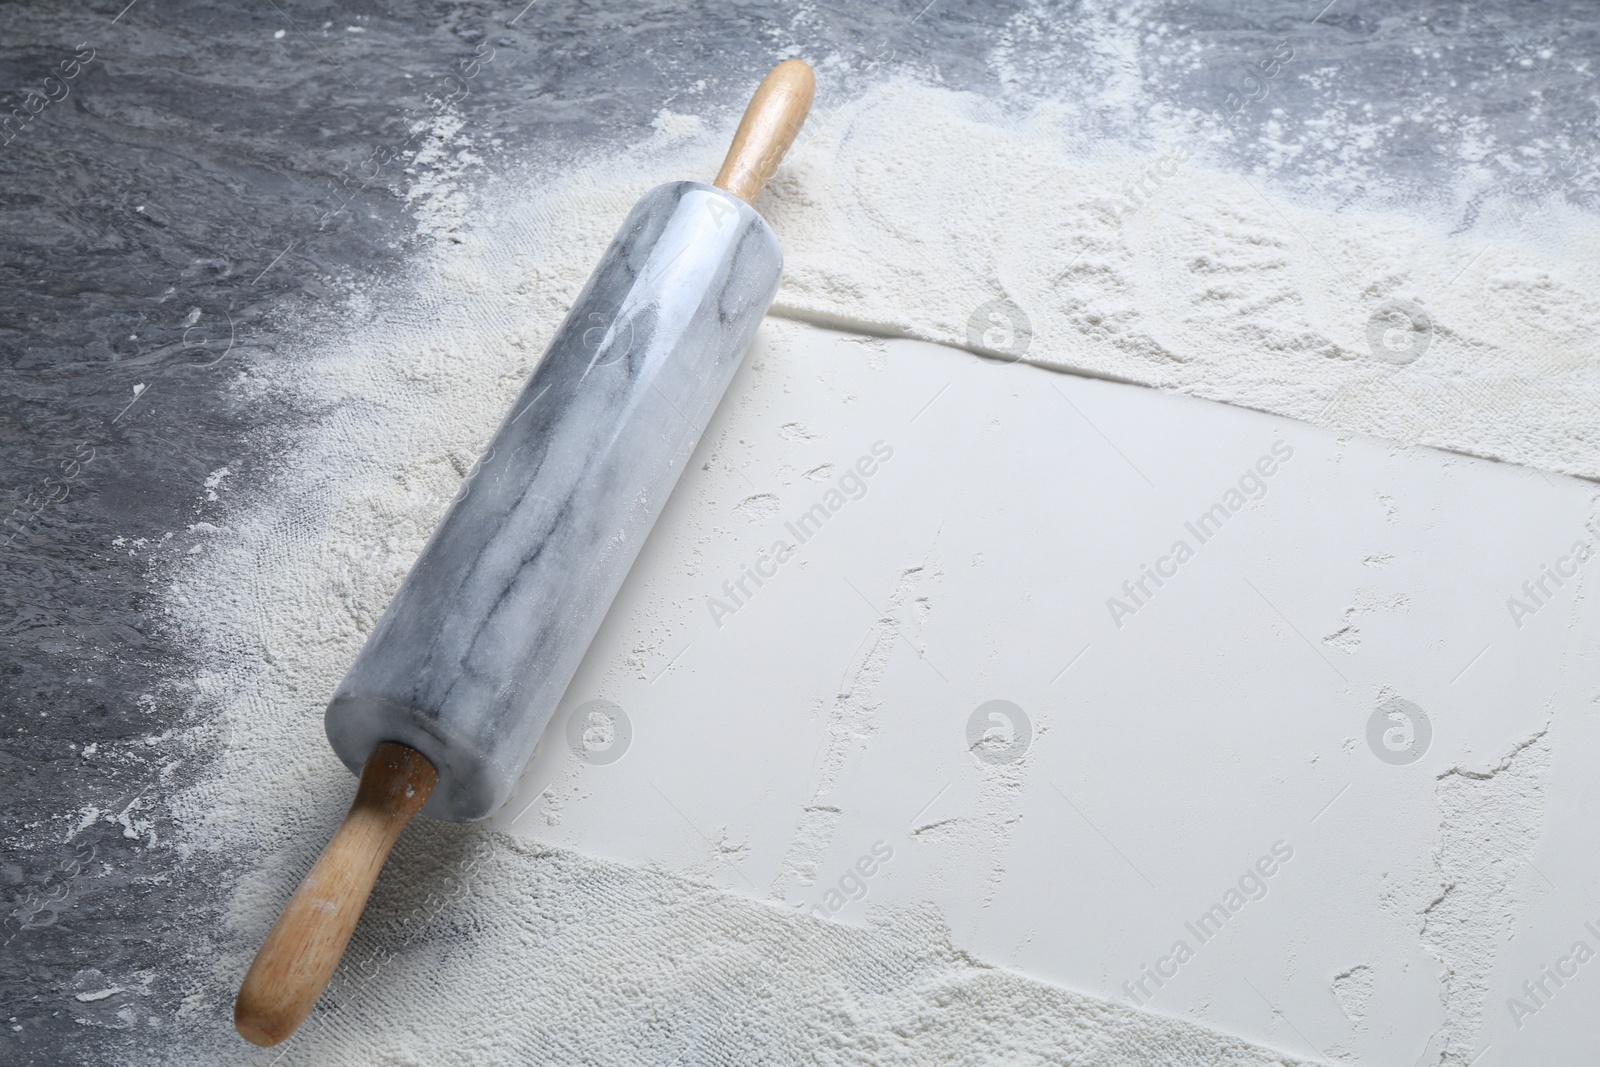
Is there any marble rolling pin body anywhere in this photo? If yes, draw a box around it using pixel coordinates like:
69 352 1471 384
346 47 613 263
326 179 782 820
234 59 816 1048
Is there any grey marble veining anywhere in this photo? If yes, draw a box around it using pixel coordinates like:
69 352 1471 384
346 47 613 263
325 182 782 821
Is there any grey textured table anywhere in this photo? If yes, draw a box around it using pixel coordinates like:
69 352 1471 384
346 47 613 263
4 1 1597 1063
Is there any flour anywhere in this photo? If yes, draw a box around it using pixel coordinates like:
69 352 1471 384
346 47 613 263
403 79 1600 479
159 71 1600 1064
768 83 1600 481
1418 729 1552 1065
230 834 1322 1066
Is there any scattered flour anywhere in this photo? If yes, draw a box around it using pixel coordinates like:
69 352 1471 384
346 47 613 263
651 108 707 144
1416 729 1553 1066
1320 590 1411 654
1331 964 1375 1029
223 833 1321 1066
161 70 1599 1064
765 83 1600 482
768 563 938 903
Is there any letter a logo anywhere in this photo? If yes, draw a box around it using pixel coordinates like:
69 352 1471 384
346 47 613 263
706 195 736 227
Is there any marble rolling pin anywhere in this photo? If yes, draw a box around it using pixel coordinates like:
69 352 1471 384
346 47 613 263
233 59 815 1047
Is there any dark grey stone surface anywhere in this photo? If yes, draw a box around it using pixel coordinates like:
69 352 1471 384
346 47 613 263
3 1 1596 1063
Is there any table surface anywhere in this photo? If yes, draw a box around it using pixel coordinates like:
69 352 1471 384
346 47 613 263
524 320 1598 1066
5 2 1600 1064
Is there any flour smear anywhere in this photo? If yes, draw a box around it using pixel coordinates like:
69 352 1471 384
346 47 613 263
160 71 1599 1065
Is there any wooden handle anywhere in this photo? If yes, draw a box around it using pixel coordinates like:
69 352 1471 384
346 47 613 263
234 743 436 1047
714 58 815 205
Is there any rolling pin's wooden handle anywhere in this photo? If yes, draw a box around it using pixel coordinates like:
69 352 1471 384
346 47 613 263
714 58 815 205
234 742 436 1047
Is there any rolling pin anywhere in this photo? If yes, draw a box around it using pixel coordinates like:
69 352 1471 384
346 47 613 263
234 59 816 1047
